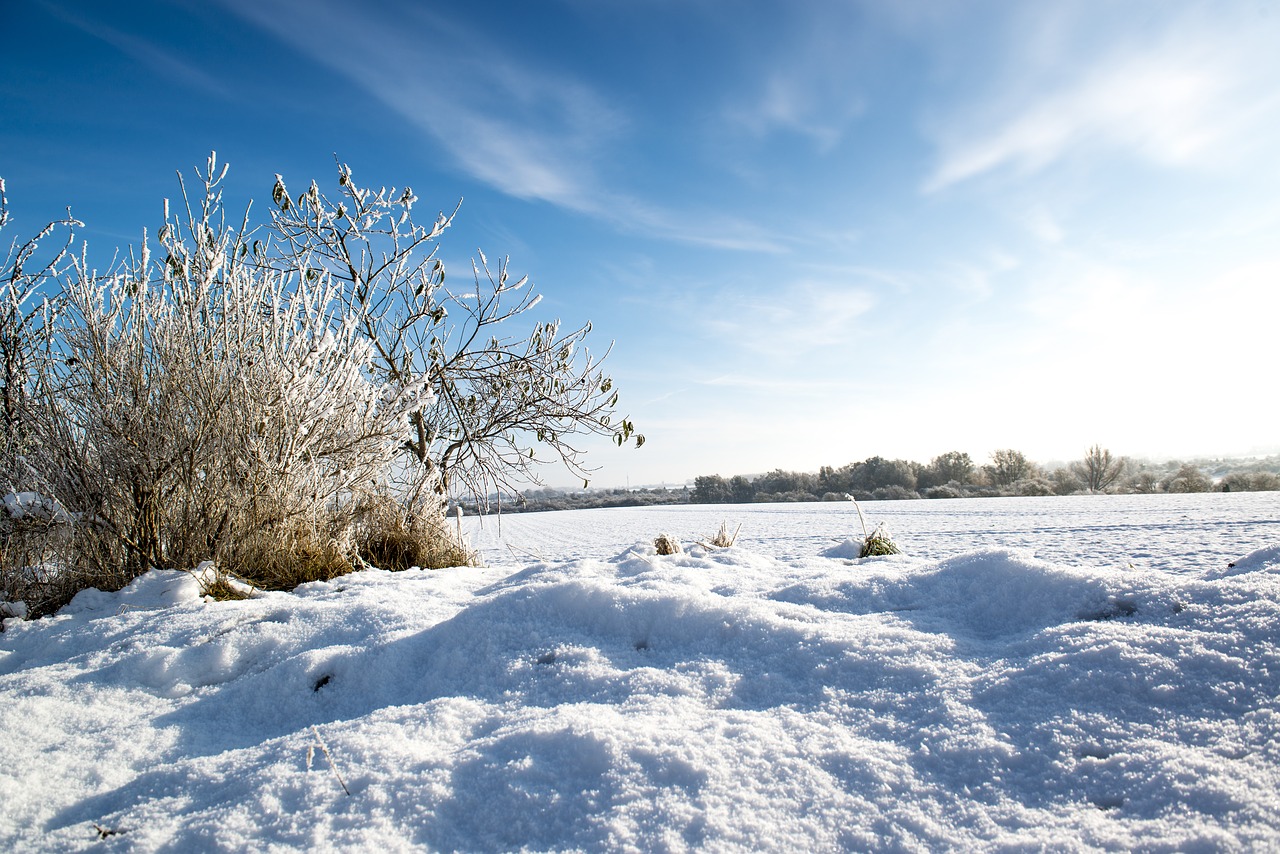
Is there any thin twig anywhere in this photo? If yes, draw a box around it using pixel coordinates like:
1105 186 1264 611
505 541 545 562
310 725 351 796
849 495 869 539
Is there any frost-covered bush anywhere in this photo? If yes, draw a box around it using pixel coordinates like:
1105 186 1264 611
1 492 76 617
263 162 641 502
872 484 919 501
1 181 83 615
354 497 475 572
1 179 77 493
1 153 636 613
1218 472 1280 492
1164 464 1213 494
1014 477 1056 497
32 156 438 593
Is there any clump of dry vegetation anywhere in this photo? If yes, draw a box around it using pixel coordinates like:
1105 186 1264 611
355 499 475 573
701 521 741 548
851 499 902 558
654 533 682 555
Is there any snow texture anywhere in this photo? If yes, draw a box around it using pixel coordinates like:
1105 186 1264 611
1 493 1278 851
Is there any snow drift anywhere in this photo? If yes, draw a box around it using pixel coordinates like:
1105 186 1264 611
2 521 1278 851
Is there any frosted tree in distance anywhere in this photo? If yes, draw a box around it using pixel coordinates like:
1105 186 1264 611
1071 444 1126 494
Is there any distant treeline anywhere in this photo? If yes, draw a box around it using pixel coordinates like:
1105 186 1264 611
458 486 690 515
459 449 1280 514
687 449 1280 505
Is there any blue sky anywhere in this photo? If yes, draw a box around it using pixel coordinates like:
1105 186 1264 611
3 1 1278 487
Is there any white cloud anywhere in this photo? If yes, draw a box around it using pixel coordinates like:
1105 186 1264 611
216 0 610 205
214 0 779 252
703 280 875 360
942 251 1019 301
728 73 863 152
1023 205 1065 244
719 3 874 154
41 1 230 98
923 9 1280 192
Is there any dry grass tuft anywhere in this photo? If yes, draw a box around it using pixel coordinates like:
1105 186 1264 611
1 514 140 619
196 572 254 601
702 521 741 548
218 523 353 591
355 499 476 571
654 533 682 555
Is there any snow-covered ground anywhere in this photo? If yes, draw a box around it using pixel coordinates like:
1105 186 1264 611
2 493 1278 851
465 492 1280 575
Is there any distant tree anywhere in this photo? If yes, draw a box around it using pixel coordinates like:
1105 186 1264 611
1045 467 1082 495
1122 468 1162 495
1164 464 1212 493
850 456 917 493
873 484 919 500
1015 477 1056 497
818 463 855 494
920 451 974 488
1219 472 1280 492
985 449 1033 488
691 474 732 504
728 474 756 503
1071 445 1126 493
753 468 817 497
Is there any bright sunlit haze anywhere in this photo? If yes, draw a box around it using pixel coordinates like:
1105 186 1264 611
2 0 1277 487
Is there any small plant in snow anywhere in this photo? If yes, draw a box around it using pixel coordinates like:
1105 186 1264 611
654 533 682 555
849 497 901 558
701 521 741 548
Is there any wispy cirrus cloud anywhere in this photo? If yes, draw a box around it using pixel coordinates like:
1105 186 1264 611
923 8 1280 192
702 278 876 360
217 0 611 206
697 374 853 395
726 73 865 153
213 0 779 252
39 1 231 98
720 5 871 154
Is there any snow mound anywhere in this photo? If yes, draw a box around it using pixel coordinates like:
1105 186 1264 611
2 543 1279 851
821 538 866 559
1205 544 1280 578
773 549 1175 640
59 570 207 616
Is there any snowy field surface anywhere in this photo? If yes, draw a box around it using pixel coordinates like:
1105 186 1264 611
2 493 1278 851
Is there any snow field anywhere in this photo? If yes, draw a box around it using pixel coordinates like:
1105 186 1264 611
0 495 1278 851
